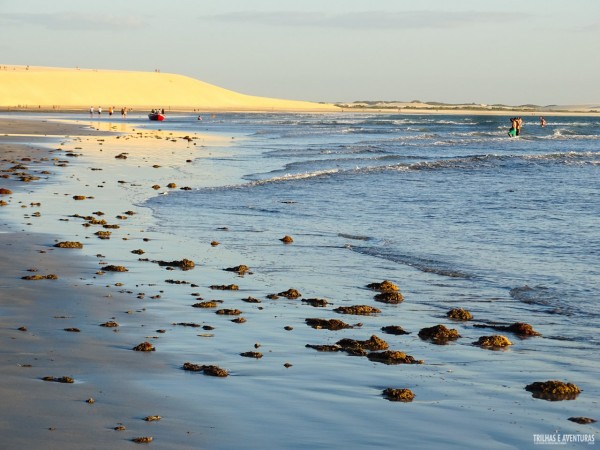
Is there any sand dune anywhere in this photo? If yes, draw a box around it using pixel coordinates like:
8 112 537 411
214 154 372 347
0 65 338 112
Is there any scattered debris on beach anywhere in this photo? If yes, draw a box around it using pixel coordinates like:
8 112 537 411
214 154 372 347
42 376 75 383
54 241 83 248
418 324 460 344
132 342 155 352
334 305 380 315
525 380 581 401
473 335 512 349
447 308 473 320
383 388 415 402
182 362 228 377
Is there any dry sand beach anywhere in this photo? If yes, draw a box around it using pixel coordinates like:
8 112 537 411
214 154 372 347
0 65 338 113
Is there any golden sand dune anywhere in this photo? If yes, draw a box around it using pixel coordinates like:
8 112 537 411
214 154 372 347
0 65 338 112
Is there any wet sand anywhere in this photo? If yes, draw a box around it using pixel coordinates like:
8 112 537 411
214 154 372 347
0 118 226 449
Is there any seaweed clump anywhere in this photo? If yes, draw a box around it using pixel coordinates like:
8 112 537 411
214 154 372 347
155 258 195 270
374 291 404 304
525 380 581 401
42 376 74 383
182 362 228 377
334 305 380 315
132 342 155 352
447 308 473 321
418 324 460 344
336 335 388 355
366 280 399 291
305 318 355 330
224 265 250 275
473 335 512 349
103 265 128 272
54 241 83 249
383 388 415 402
367 351 423 365
277 288 302 299
381 325 410 335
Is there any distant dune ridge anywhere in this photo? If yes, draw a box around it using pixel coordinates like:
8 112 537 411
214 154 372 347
0 65 338 112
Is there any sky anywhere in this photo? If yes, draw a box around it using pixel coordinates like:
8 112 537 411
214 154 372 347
1 0 599 105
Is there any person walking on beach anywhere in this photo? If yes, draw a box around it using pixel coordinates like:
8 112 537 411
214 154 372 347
90 106 94 117
109 106 114 117
97 106 102 117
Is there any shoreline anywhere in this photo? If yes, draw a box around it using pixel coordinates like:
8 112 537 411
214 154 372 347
0 118 232 449
2 107 600 117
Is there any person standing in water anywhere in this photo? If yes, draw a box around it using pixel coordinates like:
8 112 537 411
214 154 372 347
508 117 518 137
540 116 547 127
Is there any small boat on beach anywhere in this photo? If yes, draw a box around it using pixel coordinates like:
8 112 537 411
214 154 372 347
148 112 165 121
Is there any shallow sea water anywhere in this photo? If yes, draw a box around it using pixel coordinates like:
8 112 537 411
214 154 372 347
4 112 598 449
143 113 600 449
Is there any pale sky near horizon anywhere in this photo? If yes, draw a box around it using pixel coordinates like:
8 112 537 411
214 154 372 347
1 0 599 105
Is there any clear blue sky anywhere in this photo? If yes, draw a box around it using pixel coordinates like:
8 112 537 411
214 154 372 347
1 0 599 105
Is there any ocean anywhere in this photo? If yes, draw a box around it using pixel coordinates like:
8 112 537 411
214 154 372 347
139 113 599 448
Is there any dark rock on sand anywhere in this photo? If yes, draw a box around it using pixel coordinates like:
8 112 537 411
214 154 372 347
132 342 155 352
473 335 512 349
231 317 247 324
64 328 81 332
568 417 596 424
132 437 153 443
383 388 415 402
447 308 473 320
100 321 119 327
131 249 145 255
182 362 228 377
367 351 423 365
418 324 460 344
305 318 353 330
334 305 380 315
525 380 581 401
54 241 83 249
95 231 111 239
72 195 86 200
381 325 410 335
242 296 261 303
0 188 13 195
280 235 294 244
